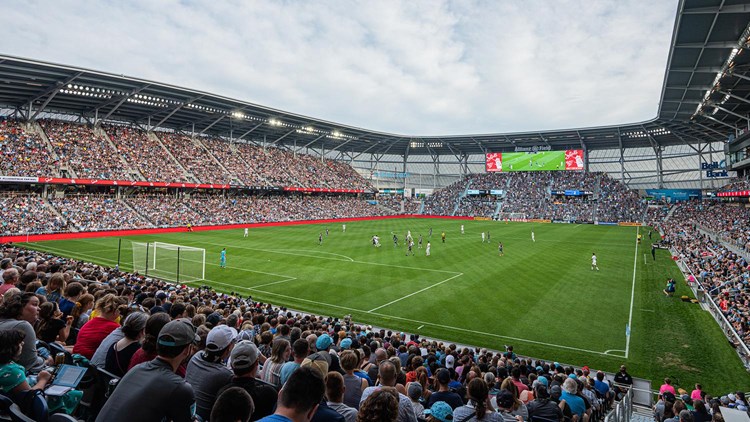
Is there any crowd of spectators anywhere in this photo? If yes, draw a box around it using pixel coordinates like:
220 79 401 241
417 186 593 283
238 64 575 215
455 197 497 218
544 197 594 222
378 194 421 214
203 141 265 186
0 194 65 234
157 133 232 184
596 174 646 223
104 124 190 183
652 201 750 348
423 179 467 216
718 179 750 192
0 119 374 191
49 195 152 232
42 120 130 180
1 241 746 422
502 172 550 218
0 119 57 177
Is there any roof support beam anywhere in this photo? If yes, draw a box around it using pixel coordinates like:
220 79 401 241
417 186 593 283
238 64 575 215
98 87 150 122
199 115 225 134
717 90 750 106
698 114 739 131
236 122 264 141
710 104 750 122
29 84 64 121
269 129 295 146
692 121 729 138
27 71 82 105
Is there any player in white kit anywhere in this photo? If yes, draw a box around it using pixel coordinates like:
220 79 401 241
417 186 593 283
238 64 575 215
591 253 599 271
244 228 248 238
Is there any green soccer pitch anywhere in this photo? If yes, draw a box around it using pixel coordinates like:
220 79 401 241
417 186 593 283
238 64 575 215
20 219 750 391
503 151 567 171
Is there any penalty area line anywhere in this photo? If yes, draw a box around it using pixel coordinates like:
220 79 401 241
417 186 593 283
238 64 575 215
367 272 464 313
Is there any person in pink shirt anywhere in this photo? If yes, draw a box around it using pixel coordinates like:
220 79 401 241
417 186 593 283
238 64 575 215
691 384 704 401
659 378 676 396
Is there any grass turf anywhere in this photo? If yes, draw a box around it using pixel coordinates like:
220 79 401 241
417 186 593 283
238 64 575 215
20 218 750 392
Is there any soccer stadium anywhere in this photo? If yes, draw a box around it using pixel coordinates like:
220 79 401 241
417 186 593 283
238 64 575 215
0 1 750 421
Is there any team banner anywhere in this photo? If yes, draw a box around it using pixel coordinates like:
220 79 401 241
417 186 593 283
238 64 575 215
485 150 584 172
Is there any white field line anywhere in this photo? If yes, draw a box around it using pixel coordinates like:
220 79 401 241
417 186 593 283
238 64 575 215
367 273 464 313
278 249 354 262
625 226 639 359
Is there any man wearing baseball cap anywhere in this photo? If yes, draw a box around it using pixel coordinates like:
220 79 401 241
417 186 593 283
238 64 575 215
186 324 238 420
96 318 200 422
217 340 279 421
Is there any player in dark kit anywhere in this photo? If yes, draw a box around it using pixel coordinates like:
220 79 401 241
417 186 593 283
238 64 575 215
393 234 398 247
318 233 323 245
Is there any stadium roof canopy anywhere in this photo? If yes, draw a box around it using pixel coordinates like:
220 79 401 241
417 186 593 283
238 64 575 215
0 0 749 156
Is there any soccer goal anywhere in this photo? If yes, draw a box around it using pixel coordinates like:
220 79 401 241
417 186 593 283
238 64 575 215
131 241 205 283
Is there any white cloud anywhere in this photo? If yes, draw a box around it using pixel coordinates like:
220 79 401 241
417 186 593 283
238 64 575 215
0 0 677 135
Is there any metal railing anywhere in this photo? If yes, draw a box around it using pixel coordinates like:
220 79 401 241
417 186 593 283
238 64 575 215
670 242 750 369
605 386 633 422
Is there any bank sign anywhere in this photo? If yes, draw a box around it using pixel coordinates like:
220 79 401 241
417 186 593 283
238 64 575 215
701 160 728 178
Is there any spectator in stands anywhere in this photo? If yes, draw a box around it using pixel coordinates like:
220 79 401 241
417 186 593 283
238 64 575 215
260 338 291 388
105 311 147 377
361 360 418 422
211 386 255 422
74 294 121 360
358 387 400 422
35 300 71 344
127 312 171 372
527 382 563 422
0 268 19 295
58 281 85 317
427 368 463 409
0 291 46 372
186 324 238 420
341 349 369 409
217 340 278 421
35 272 64 303
560 378 587 422
0 329 52 393
325 371 358 422
496 391 524 422
660 378 677 396
95 318 199 422
257 366 326 422
453 378 502 421
280 338 309 386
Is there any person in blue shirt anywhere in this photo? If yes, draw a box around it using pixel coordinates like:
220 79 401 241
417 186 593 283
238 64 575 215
220 248 226 268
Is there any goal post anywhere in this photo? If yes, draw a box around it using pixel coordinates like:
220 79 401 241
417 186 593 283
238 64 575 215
131 241 205 283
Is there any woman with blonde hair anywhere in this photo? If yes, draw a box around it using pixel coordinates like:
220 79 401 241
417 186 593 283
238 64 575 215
72 294 121 359
500 377 528 421
259 338 290 388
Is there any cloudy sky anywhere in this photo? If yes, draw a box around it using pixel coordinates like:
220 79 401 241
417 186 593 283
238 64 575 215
2 1 678 136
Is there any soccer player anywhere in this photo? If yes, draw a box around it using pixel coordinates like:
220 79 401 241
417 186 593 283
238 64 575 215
648 230 653 239
461 225 464 235
651 244 656 260
393 234 398 247
663 278 677 295
187 223 193 232
591 253 599 271
243 228 248 238
425 242 431 256
498 241 504 256
319 233 323 246
406 240 414 256
220 248 227 268
441 231 446 243
342 224 346 233
531 229 535 243
326 228 329 237
481 232 485 243
487 231 491 242
637 233 642 244
418 234 423 248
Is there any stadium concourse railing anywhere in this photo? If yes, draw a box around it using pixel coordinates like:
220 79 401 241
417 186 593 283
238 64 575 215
670 240 750 369
605 386 633 422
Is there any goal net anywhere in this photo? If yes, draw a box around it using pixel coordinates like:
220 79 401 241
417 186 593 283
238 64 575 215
131 241 205 283
497 212 528 221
